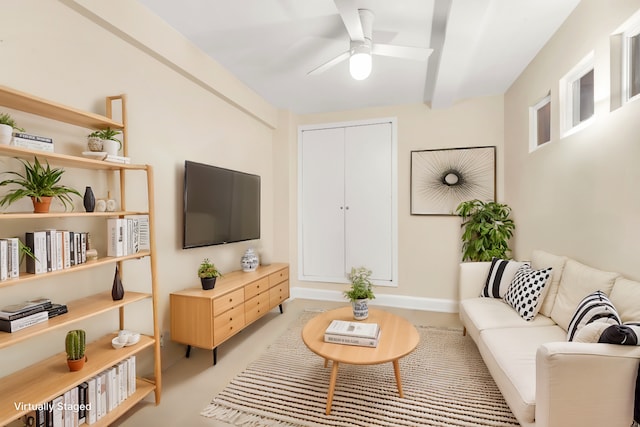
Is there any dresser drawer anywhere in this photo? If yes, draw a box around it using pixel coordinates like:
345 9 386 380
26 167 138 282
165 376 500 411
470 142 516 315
214 304 245 345
213 288 244 314
269 280 289 308
245 277 269 300
245 292 270 324
269 268 289 287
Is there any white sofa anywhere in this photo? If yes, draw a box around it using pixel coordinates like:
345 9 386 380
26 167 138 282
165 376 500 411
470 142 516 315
459 250 640 427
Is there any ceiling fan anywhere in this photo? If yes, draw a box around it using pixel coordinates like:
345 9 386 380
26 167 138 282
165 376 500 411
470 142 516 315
307 2 433 80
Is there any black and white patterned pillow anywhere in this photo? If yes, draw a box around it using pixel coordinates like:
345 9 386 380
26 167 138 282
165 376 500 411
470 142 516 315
504 265 553 321
598 323 640 345
481 257 530 298
567 290 621 341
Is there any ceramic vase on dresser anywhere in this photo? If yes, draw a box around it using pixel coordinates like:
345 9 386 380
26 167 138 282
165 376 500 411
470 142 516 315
241 248 259 272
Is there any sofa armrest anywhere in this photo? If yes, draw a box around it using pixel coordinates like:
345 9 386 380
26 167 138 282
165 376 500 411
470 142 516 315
536 341 640 427
458 262 490 301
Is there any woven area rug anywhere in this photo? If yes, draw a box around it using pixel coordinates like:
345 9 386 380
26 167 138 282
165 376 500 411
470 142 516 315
201 311 520 427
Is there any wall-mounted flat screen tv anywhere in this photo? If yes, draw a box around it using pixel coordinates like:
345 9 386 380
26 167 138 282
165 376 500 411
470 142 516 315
183 160 261 248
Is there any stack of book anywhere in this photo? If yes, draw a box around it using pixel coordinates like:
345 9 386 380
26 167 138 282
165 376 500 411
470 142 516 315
0 298 67 333
25 229 90 275
324 319 381 347
11 132 54 152
107 215 150 257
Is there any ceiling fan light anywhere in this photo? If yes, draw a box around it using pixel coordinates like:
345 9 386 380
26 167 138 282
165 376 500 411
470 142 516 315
349 52 372 80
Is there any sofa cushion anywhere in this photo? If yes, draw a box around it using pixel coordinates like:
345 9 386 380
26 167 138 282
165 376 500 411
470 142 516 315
459 297 556 342
573 321 612 343
531 250 568 317
609 277 640 323
481 257 529 298
598 323 640 345
479 325 567 425
550 259 619 331
567 290 620 341
504 265 553 321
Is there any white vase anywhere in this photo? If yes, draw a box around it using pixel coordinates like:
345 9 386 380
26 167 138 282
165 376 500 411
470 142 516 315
352 299 369 320
103 139 120 156
0 124 12 145
241 248 259 272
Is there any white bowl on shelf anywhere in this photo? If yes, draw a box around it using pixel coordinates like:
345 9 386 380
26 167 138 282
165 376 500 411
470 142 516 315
111 336 127 349
116 330 141 346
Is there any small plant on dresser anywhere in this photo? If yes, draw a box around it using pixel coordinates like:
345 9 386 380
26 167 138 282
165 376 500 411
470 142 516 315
198 258 222 290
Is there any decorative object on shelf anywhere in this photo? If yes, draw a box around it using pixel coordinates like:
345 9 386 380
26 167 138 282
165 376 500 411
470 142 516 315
0 112 24 145
344 266 375 320
410 146 496 215
83 186 95 212
65 329 87 371
112 265 125 300
0 157 81 213
112 330 140 348
87 127 122 154
95 199 107 212
106 199 117 212
198 258 222 290
241 248 259 272
456 199 516 262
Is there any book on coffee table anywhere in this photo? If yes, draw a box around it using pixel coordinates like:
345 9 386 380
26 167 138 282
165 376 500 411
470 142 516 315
324 320 381 347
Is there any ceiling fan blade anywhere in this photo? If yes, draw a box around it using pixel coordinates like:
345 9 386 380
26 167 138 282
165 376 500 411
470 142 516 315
372 44 434 61
307 50 351 75
334 0 364 41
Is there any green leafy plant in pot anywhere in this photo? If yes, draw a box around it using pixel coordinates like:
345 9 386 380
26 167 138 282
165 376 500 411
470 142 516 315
87 127 122 155
344 266 375 320
65 329 87 371
456 199 516 262
0 112 24 145
198 258 222 290
0 157 81 213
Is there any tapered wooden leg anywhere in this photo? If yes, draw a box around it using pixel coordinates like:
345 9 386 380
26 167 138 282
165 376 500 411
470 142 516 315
392 359 404 398
326 361 339 415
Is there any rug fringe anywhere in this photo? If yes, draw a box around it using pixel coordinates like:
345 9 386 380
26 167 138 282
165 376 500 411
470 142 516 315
201 403 299 427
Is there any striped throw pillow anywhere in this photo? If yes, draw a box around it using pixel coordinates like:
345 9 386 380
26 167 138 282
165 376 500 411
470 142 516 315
567 290 621 341
481 257 530 298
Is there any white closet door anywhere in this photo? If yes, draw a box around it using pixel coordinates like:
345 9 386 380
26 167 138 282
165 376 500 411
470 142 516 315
344 123 393 282
300 127 345 279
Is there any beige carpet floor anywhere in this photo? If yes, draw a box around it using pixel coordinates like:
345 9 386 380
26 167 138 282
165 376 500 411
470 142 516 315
201 311 519 427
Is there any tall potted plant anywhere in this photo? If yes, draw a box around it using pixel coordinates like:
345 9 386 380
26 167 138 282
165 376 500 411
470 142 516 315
0 112 24 145
0 157 81 213
65 329 87 371
344 266 375 320
456 199 516 261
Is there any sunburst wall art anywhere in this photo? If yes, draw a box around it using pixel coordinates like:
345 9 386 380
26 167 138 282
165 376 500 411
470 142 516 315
410 146 496 215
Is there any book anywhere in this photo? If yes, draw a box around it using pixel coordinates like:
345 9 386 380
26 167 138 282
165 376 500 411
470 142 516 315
1 297 51 314
0 310 48 332
124 215 149 251
7 237 20 279
324 328 381 347
46 303 68 318
0 239 7 281
25 231 47 274
324 319 380 339
86 377 97 425
13 132 53 143
12 132 54 152
107 219 124 257
103 154 130 164
0 305 45 321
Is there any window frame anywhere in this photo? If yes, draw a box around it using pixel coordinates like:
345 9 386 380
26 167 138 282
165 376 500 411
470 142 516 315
559 52 595 138
528 94 551 152
622 20 640 103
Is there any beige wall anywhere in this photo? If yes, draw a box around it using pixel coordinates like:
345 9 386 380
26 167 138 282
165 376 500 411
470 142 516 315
504 0 640 280
290 98 505 308
0 0 279 375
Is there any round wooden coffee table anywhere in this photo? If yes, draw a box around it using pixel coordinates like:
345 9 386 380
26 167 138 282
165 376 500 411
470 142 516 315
301 306 420 414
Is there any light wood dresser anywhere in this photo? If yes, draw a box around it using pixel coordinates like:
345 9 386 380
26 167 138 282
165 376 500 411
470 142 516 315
170 263 289 364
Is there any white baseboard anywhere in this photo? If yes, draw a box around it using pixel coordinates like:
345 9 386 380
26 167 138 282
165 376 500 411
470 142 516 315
290 287 459 313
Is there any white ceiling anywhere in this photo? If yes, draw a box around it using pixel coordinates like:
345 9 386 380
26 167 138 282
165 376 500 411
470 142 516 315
137 0 580 114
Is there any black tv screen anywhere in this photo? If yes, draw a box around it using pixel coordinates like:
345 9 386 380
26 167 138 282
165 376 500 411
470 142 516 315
183 160 260 248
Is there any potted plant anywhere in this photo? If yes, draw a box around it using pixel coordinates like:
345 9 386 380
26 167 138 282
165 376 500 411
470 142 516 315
0 157 81 213
198 258 222 290
65 329 87 371
344 266 375 320
87 127 122 155
456 199 516 262
0 112 24 145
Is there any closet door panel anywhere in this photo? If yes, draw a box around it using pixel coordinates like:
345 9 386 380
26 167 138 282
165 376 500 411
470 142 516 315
300 128 345 278
344 123 393 282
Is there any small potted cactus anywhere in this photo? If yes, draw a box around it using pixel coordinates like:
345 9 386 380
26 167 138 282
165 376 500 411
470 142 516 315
65 329 87 371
